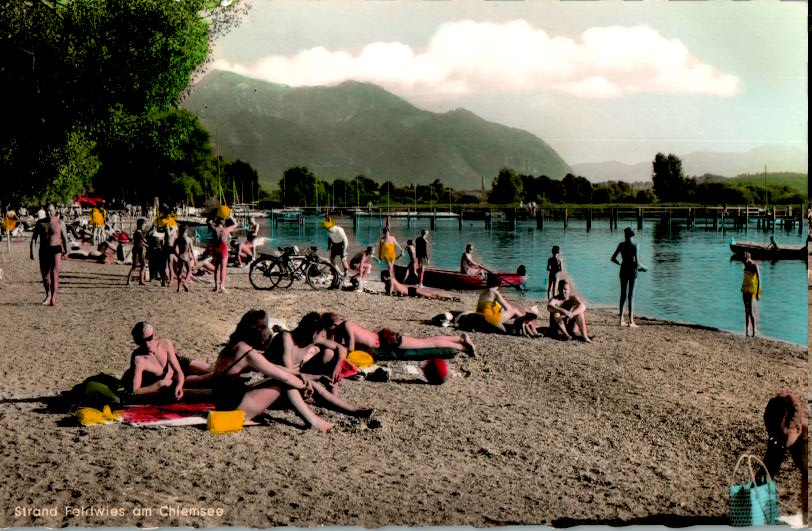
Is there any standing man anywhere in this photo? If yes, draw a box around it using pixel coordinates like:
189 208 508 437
324 217 349 275
610 227 647 328
415 229 430 287
30 204 68 306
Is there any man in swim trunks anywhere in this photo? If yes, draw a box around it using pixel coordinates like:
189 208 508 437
325 218 349 275
122 322 212 400
29 204 68 306
321 313 476 360
460 243 486 275
415 229 430 287
236 216 260 267
547 279 591 342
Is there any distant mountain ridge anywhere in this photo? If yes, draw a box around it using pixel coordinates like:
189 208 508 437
572 145 808 183
183 71 571 190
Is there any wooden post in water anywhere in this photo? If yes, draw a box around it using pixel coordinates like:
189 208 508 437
586 208 592 232
712 209 718 230
509 208 516 231
636 208 643 230
770 207 776 232
458 208 463 231
407 209 411 228
485 209 491 230
744 207 749 232
799 204 804 234
563 208 568 229
536 209 544 230
431 211 436 231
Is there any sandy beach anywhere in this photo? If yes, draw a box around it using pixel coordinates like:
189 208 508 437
0 241 806 528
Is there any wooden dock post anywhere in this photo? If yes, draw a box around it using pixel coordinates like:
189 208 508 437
712 209 718 230
586 208 592 232
407 209 411 228
636 208 643 230
563 208 568 229
536 209 544 230
799 204 804 234
770 207 776 232
608 209 613 230
509 208 516 230
431 211 436 231
744 207 749 232
458 208 463 231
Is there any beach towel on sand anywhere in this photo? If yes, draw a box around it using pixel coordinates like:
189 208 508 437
75 402 217 427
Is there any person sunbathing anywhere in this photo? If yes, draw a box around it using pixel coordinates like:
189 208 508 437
759 389 807 524
381 269 458 301
263 312 373 425
212 310 328 429
320 312 476 360
547 279 591 342
122 322 213 401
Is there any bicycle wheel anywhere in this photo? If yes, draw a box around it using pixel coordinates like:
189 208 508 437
248 256 285 290
306 260 340 290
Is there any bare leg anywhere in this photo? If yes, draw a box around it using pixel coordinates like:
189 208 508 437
219 261 228 292
213 261 222 292
310 381 372 417
618 277 628 326
742 293 751 336
39 257 51 304
399 334 467 352
551 314 571 339
239 385 284 422
572 313 591 342
286 389 332 433
50 254 62 306
627 277 637 327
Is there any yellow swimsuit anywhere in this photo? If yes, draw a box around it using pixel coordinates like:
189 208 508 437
476 300 502 326
90 209 104 227
741 271 762 297
379 241 397 263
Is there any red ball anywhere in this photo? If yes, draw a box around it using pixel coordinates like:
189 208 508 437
422 358 449 385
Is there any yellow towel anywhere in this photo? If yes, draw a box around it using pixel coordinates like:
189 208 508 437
75 405 122 426
348 350 374 368
207 410 244 434
741 271 762 297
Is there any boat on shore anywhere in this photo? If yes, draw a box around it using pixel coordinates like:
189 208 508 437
392 264 527 290
729 241 807 261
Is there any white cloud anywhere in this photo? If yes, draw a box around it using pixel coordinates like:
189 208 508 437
212 20 742 99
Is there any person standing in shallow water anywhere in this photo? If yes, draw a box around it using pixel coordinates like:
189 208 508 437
740 251 761 337
610 227 647 328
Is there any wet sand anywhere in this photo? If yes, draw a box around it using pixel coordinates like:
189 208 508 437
0 242 806 527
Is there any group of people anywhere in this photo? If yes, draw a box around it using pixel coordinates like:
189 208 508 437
121 310 476 432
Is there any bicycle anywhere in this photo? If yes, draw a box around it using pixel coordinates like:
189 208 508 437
249 246 340 290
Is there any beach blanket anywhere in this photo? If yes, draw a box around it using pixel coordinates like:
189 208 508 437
75 402 215 427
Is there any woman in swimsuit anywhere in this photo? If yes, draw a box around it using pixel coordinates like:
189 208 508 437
476 273 525 328
264 312 373 425
377 226 402 276
740 251 761 337
610 227 647 328
212 310 330 429
209 217 237 293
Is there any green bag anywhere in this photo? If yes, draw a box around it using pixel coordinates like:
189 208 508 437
67 373 130 412
729 454 778 526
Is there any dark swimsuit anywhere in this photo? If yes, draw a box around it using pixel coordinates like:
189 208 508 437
617 241 638 280
213 349 252 411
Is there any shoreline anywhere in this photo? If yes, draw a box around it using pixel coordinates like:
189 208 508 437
0 241 806 527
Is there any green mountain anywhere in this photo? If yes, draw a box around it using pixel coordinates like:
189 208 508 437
183 71 571 190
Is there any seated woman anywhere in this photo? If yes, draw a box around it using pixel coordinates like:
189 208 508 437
348 246 374 290
381 269 458 301
264 312 373 426
122 322 213 401
213 309 337 431
547 279 591 342
476 273 526 330
321 312 476 360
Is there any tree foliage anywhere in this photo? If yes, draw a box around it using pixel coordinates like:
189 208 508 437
1 0 241 204
490 169 524 204
651 152 686 202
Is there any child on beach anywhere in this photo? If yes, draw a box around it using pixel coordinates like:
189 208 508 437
740 251 761 337
546 246 562 300
126 218 147 286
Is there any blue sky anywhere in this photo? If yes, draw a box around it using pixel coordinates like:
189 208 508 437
210 1 807 165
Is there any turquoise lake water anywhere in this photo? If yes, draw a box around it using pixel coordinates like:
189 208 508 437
257 216 808 345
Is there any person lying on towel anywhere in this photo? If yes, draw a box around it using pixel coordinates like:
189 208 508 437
320 312 476 360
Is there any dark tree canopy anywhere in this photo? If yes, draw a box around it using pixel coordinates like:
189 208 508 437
651 152 686 203
1 0 242 204
490 169 524 204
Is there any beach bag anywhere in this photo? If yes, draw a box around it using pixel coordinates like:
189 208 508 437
729 454 778 526
67 373 130 412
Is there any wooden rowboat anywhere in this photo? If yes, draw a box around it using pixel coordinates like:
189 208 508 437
729 241 807 261
392 264 527 290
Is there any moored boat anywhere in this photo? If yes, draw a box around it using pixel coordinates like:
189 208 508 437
392 264 526 290
729 241 807 261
